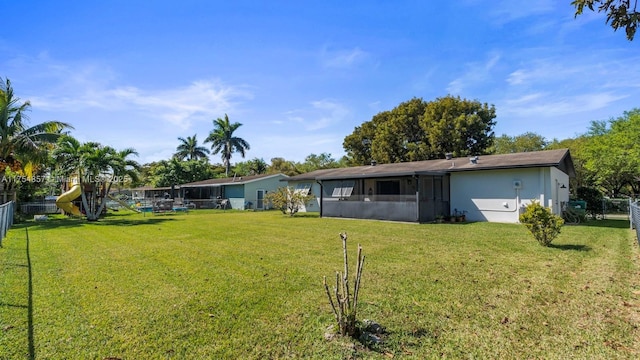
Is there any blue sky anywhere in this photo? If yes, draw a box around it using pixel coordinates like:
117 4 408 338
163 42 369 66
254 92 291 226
2 0 638 165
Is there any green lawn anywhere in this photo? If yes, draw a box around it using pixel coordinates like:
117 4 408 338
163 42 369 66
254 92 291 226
1 210 639 359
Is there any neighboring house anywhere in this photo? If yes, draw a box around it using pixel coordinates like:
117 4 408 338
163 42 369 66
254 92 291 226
180 173 289 210
129 185 179 200
285 149 574 223
282 169 336 213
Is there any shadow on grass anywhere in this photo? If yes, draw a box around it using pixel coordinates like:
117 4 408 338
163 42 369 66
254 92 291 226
576 219 630 229
26 228 34 360
550 244 592 251
0 228 37 358
15 216 181 230
290 213 320 218
90 217 182 227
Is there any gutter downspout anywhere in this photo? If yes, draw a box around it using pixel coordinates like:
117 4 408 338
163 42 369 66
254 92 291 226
414 175 420 222
316 180 323 218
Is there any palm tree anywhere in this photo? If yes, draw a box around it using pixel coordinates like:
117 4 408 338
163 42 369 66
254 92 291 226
52 135 83 178
204 114 250 176
0 77 72 167
53 135 140 221
1 77 72 201
174 134 210 161
88 146 140 219
113 148 141 184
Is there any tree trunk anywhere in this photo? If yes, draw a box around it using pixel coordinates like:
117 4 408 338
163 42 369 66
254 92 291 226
93 182 113 219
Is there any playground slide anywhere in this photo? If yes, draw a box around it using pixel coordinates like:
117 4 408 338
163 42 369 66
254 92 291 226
107 195 140 213
55 184 82 216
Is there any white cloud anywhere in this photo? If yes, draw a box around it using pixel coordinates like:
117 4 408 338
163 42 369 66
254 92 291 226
282 99 350 131
447 53 501 94
5 53 252 130
110 81 252 129
501 92 627 119
307 100 350 130
321 46 370 69
506 59 584 87
504 52 640 94
31 79 252 130
484 0 556 24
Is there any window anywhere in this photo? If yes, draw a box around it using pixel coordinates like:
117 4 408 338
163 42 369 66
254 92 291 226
376 180 400 195
294 183 312 195
329 180 355 198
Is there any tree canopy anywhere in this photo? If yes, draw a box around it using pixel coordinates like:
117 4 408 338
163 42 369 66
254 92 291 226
581 109 640 197
267 157 299 176
572 0 639 40
491 132 548 154
343 96 496 165
147 157 216 187
232 158 268 176
296 153 343 173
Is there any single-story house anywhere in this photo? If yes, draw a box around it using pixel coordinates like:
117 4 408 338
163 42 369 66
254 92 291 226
180 173 289 210
285 149 575 223
129 185 180 201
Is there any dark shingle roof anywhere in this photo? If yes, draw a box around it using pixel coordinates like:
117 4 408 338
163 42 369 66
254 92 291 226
288 149 574 181
181 173 288 187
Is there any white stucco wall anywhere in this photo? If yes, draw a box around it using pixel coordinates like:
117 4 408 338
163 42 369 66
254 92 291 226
284 180 321 212
450 167 569 223
305 182 321 212
549 166 570 215
242 174 289 210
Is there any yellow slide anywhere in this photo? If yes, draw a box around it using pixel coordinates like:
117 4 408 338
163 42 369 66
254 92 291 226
55 184 82 216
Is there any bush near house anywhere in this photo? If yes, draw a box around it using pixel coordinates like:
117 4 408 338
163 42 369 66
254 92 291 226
264 186 314 216
519 200 564 246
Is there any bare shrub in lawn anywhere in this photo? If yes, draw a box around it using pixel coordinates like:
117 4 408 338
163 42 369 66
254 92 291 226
519 200 564 246
323 232 365 337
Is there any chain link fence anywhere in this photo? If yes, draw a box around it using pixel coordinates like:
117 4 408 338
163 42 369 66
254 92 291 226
630 200 640 246
0 201 15 247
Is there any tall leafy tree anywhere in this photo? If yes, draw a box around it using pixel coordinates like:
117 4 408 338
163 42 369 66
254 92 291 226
422 95 496 159
343 114 383 165
582 109 640 197
572 0 639 40
343 96 496 164
174 134 210 161
344 98 430 165
547 136 590 193
372 98 430 163
204 114 250 176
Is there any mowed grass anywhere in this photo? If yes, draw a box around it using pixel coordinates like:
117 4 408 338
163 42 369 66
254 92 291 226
1 210 639 359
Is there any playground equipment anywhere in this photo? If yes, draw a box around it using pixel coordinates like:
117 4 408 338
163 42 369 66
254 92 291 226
107 195 141 213
55 184 82 216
